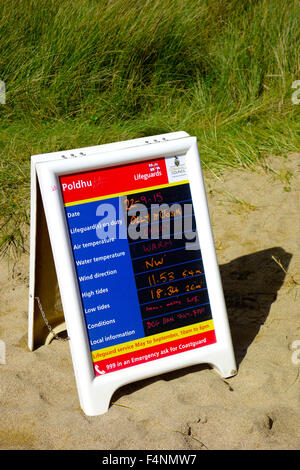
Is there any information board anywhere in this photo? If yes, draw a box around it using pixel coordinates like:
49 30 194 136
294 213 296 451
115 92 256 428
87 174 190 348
60 156 216 376
32 133 236 415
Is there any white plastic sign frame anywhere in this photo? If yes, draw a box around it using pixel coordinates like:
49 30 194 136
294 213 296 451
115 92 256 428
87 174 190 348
34 133 236 416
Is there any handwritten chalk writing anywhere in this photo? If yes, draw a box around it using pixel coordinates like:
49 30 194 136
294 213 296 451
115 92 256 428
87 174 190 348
149 281 203 300
123 182 212 337
163 316 175 325
177 307 205 319
151 205 182 221
143 294 204 317
145 255 166 269
129 211 150 226
132 248 201 273
144 305 209 334
140 192 163 205
146 320 160 329
145 266 202 287
183 268 202 277
186 282 202 291
128 204 183 226
150 284 180 300
147 271 175 286
124 191 164 211
142 239 173 254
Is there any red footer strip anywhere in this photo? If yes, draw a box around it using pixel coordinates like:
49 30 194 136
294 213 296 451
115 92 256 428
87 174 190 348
93 329 216 376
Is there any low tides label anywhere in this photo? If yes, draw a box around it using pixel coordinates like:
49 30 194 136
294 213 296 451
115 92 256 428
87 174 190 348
59 156 216 376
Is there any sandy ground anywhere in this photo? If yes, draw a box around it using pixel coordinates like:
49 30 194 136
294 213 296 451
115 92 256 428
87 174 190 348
0 153 300 450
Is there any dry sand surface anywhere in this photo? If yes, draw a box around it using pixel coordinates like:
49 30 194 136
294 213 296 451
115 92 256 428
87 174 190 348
0 154 300 450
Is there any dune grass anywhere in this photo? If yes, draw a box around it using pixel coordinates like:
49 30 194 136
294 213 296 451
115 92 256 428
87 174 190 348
0 0 300 254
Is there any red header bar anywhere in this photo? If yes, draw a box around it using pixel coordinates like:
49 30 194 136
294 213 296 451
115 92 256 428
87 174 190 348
60 158 168 204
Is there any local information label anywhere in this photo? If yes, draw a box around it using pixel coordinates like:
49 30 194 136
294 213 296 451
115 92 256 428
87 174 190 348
60 156 216 376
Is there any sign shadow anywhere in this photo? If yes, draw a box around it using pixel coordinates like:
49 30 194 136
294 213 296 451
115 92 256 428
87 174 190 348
220 246 292 367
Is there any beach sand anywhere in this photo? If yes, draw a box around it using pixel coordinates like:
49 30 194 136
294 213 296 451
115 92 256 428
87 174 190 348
0 154 300 450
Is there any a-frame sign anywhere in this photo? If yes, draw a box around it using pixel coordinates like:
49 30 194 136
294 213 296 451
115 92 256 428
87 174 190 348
28 131 236 416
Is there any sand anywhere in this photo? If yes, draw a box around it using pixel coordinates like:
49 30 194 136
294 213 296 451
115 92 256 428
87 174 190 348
0 153 300 450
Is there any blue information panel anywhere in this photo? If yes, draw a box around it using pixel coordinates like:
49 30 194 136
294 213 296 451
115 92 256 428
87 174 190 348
60 156 216 376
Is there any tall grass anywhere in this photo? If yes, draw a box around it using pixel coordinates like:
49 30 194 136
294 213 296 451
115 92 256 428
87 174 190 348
0 0 300 253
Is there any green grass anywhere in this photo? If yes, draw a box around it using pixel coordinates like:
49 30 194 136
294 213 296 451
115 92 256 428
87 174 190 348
0 0 300 254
